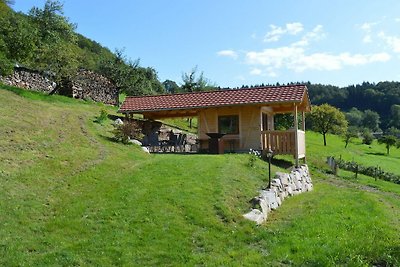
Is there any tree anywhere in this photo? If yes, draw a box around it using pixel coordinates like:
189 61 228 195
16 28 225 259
181 66 215 93
99 49 164 96
361 109 380 132
163 79 180 94
378 135 398 155
309 104 348 146
361 128 374 145
389 104 400 128
342 126 359 148
28 0 79 80
345 107 363 127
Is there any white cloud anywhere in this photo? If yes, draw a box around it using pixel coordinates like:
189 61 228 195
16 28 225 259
363 35 372 43
250 68 262 75
245 47 390 74
263 22 304 42
293 25 324 47
217 50 238 59
378 32 400 53
359 21 379 44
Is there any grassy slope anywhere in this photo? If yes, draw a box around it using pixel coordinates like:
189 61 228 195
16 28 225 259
1 85 399 266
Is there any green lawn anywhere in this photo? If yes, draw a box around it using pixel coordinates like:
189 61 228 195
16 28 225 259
306 131 400 176
1 85 399 266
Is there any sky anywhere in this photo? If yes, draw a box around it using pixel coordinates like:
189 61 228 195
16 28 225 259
12 0 400 88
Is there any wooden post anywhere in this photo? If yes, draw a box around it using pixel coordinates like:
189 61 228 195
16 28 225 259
301 111 305 131
294 104 299 167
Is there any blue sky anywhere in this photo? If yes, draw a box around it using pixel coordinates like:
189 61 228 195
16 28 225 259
13 0 400 88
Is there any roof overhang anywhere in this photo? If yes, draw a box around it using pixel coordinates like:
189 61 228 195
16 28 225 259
118 85 312 119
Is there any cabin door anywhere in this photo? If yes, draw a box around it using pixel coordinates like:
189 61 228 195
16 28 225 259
262 113 268 131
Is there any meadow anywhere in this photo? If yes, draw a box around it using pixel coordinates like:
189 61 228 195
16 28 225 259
0 85 399 266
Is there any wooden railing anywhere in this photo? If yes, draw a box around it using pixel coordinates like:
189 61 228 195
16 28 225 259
261 130 305 158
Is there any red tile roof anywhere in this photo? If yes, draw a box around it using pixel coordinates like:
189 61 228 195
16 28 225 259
119 85 309 113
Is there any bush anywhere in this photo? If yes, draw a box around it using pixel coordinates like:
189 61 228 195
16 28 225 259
335 158 400 184
113 121 143 144
361 129 374 145
95 109 108 124
247 149 261 168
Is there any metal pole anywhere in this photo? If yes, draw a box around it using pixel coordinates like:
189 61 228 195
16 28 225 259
268 156 271 189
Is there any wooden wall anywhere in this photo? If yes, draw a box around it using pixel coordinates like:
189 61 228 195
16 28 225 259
198 105 262 152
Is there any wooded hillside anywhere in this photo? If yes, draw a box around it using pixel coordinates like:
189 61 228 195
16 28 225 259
0 0 164 96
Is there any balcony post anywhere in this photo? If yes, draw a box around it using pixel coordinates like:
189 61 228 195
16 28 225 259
294 104 299 167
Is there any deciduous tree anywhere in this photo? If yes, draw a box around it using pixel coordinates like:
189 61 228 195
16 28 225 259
378 135 398 155
309 104 348 146
342 126 359 148
361 109 380 132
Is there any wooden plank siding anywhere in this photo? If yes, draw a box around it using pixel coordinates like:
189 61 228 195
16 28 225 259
198 106 263 152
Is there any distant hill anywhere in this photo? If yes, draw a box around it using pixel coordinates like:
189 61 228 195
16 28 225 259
238 81 400 131
308 82 400 130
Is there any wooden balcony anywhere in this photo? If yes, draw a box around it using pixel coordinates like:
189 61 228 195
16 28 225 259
261 130 306 159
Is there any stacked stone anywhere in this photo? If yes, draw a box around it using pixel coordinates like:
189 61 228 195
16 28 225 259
243 164 313 225
1 68 119 106
0 68 56 93
66 70 118 105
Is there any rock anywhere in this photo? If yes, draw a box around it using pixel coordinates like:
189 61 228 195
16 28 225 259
128 139 142 146
243 164 313 224
260 189 279 210
243 209 266 225
259 198 271 214
276 172 289 186
141 147 150 153
114 118 124 126
272 178 282 190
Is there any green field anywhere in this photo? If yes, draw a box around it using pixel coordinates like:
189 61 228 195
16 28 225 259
1 85 399 266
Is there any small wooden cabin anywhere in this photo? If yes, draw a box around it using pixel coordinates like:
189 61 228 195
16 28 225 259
119 85 311 165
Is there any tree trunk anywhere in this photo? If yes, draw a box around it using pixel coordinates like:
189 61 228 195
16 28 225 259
323 133 327 146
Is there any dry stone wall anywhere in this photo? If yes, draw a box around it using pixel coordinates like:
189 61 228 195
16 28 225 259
1 68 118 106
243 164 313 225
58 69 118 105
0 67 56 93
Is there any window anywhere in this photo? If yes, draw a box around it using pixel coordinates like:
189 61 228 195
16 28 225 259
218 115 239 134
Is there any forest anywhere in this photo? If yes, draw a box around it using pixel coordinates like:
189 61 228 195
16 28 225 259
1 0 399 131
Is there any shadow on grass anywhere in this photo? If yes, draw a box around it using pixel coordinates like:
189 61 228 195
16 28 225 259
270 158 294 169
366 152 386 156
107 114 125 121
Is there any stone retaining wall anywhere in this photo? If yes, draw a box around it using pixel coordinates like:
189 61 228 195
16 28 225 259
243 164 313 224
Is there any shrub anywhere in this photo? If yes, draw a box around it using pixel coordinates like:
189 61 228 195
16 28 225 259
361 128 374 145
247 149 261 168
335 158 400 184
113 121 143 144
95 109 108 124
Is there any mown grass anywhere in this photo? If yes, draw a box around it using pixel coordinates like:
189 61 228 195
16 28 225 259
1 85 399 266
306 131 400 176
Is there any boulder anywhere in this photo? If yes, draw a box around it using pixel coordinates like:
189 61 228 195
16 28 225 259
243 209 265 225
128 139 142 146
113 118 124 126
141 147 150 153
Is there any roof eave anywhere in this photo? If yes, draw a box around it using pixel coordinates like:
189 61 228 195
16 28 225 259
118 99 305 114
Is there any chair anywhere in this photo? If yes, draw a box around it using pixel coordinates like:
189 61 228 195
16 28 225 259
175 133 187 152
148 132 161 152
